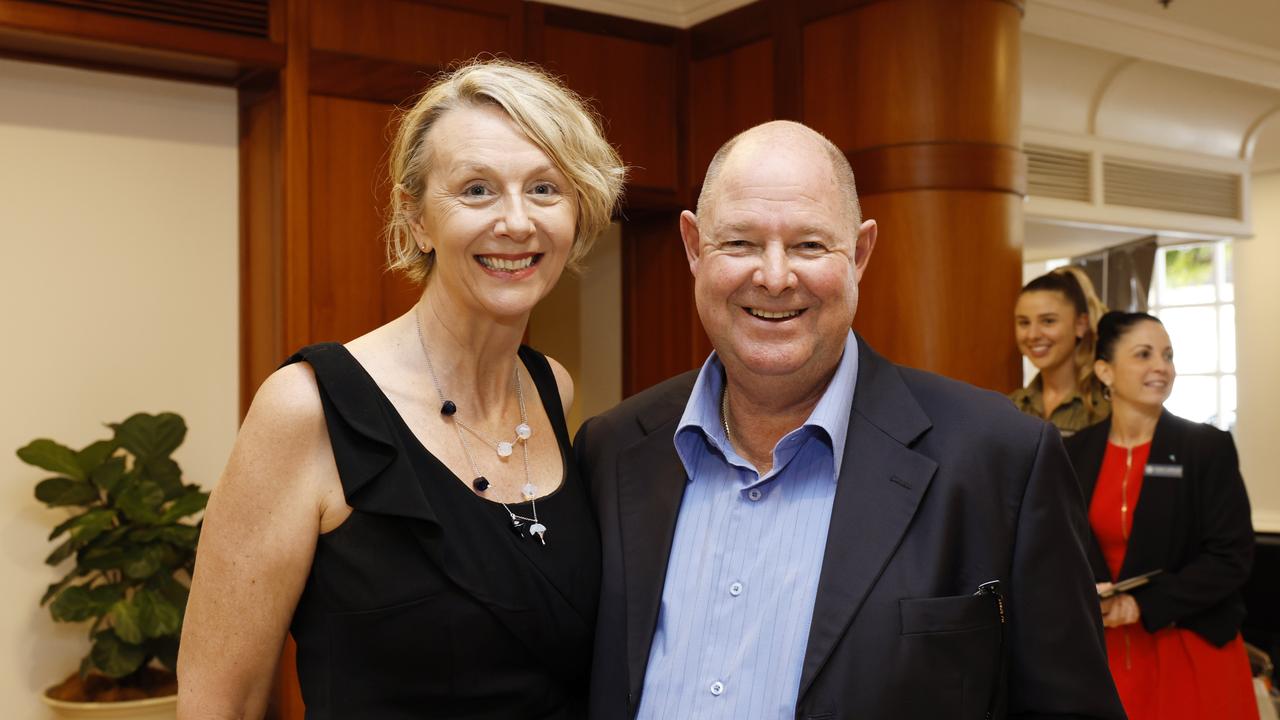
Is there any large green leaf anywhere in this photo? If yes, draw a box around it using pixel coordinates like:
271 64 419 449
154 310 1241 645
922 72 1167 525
17 439 85 481
45 538 76 566
115 480 164 524
48 513 82 542
135 589 181 638
159 524 201 549
89 457 127 495
90 630 146 678
108 599 144 644
78 546 127 571
50 584 123 623
34 477 99 507
69 509 117 544
149 574 190 610
76 440 117 474
112 413 186 462
140 457 184 499
120 545 168 579
47 510 118 564
160 488 208 523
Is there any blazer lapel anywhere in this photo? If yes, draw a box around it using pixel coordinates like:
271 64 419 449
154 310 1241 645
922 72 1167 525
617 409 689 703
799 339 937 698
1072 419 1113 580
1120 411 1181 580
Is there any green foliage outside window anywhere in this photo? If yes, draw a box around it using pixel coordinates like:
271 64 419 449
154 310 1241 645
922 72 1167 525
1164 246 1215 288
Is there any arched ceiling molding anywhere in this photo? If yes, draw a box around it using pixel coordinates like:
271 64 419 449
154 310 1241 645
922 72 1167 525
1087 57 1136 136
1247 110 1280 174
1022 34 1125 136
1093 62 1280 159
1025 0 1280 92
1241 104 1280 160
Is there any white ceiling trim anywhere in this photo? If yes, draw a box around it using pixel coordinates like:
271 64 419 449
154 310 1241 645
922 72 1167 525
529 0 754 28
1025 0 1280 92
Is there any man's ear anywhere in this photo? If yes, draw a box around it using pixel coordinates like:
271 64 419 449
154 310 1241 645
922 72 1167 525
679 210 702 275
853 218 877 282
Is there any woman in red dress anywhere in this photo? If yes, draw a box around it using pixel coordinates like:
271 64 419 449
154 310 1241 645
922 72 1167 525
1065 311 1257 720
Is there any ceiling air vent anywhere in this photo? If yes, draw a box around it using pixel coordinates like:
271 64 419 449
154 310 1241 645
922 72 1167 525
36 0 269 38
1103 158 1240 219
1026 144 1091 202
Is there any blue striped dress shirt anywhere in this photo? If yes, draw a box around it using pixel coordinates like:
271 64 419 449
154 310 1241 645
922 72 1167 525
635 330 859 720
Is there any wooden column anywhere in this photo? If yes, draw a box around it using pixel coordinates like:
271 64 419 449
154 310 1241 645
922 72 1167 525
803 0 1026 391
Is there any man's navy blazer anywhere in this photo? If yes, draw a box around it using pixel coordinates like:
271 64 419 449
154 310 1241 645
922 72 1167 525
575 336 1125 719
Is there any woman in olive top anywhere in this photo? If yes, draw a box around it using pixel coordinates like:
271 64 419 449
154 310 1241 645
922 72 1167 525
1011 265 1109 436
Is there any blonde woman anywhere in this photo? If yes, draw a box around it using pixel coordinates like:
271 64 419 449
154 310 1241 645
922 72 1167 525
178 60 624 719
1011 265 1109 435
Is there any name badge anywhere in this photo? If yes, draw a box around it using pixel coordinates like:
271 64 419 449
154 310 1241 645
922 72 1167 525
1145 463 1183 478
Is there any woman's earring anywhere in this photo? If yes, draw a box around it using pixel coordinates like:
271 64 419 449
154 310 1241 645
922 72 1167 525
1101 384 1111 400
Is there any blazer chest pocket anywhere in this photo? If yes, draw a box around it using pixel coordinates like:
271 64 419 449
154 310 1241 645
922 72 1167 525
900 593 1000 636
899 594 1004 718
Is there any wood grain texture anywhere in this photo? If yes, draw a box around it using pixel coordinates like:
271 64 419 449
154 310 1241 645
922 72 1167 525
0 0 283 74
802 0 1022 151
309 0 512 68
307 95 410 343
854 190 1023 391
542 25 679 195
622 212 707 395
847 141 1026 196
239 84 285 417
308 48 437 105
688 37 774 193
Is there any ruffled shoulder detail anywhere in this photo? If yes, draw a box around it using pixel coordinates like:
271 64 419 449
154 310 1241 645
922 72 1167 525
283 344 438 526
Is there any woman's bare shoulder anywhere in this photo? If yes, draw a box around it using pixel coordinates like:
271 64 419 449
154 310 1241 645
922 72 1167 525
542 354 575 417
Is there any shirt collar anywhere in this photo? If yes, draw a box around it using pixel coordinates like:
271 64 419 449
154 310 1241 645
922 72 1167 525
674 330 859 480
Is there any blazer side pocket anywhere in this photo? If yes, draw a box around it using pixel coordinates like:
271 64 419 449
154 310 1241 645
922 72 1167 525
899 593 1000 636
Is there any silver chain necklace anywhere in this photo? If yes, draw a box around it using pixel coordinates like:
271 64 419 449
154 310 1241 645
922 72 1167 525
415 312 546 545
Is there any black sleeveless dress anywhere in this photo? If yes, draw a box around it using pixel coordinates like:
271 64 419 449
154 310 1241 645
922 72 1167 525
284 343 600 719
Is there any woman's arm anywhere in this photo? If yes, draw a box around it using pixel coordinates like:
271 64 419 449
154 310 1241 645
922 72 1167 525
177 363 339 719
1131 428 1254 633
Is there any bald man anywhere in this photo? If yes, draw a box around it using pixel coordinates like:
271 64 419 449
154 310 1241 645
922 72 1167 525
576 122 1124 720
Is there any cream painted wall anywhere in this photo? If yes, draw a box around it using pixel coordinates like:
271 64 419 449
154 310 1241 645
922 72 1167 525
0 58 238 713
1237 170 1280 532
528 223 622 434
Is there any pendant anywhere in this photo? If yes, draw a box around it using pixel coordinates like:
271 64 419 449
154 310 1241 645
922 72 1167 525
509 518 528 537
472 476 490 492
522 482 536 499
516 423 532 440
497 441 513 457
529 523 547 545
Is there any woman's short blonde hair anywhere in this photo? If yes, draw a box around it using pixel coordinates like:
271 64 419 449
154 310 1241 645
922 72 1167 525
386 58 626 283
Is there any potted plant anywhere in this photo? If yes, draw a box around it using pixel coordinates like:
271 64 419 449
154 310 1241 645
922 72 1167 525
17 412 208 718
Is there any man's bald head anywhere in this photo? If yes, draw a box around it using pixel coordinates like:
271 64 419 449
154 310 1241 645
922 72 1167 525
695 121 861 231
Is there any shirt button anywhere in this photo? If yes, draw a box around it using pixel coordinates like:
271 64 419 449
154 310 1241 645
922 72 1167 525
729 582 743 597
747 488 763 501
710 681 725 696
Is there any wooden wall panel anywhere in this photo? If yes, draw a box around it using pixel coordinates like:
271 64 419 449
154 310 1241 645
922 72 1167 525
622 212 707 395
239 85 285 413
542 26 679 195
854 190 1023 389
688 37 774 193
307 95 404 342
310 0 514 67
802 1 1021 151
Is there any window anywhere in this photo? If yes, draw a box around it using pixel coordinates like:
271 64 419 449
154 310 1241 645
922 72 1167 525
1148 241 1236 431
